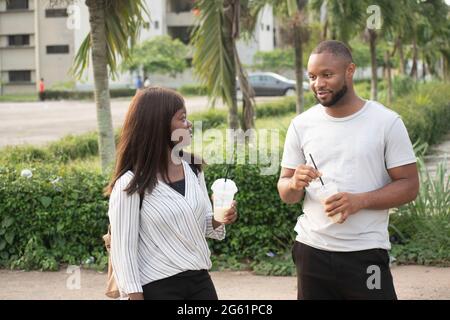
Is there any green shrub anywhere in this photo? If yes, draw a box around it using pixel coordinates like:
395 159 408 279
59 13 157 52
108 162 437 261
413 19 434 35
178 84 208 96
389 158 450 266
204 163 300 260
44 89 136 101
0 165 109 270
0 160 301 270
392 75 417 98
393 82 450 145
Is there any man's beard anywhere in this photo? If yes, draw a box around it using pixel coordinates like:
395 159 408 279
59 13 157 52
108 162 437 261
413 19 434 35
315 84 348 107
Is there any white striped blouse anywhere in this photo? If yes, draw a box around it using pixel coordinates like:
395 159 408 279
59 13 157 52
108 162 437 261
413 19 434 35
108 160 226 294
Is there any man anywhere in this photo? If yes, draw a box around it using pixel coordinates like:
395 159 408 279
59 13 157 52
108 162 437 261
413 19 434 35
278 40 419 300
38 78 45 101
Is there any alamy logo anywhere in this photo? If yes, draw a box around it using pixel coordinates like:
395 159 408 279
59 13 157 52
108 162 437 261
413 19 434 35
66 265 81 290
366 265 381 290
366 5 382 30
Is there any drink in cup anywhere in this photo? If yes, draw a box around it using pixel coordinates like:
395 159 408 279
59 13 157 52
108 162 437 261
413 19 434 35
316 181 342 223
211 178 238 223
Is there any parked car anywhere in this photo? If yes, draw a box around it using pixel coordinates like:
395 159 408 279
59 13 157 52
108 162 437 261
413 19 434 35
236 72 309 97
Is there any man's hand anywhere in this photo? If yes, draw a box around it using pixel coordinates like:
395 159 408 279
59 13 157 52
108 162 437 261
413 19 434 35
289 165 322 191
324 192 365 224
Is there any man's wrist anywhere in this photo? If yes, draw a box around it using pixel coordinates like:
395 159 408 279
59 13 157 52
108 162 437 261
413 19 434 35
357 192 370 211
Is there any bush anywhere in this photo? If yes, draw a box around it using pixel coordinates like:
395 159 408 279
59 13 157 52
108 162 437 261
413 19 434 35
392 75 417 98
389 158 450 266
204 163 300 260
0 160 301 271
178 84 208 96
44 89 136 101
393 82 450 145
0 165 109 270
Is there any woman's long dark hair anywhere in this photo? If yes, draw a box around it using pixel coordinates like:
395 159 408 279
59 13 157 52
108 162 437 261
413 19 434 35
105 86 202 199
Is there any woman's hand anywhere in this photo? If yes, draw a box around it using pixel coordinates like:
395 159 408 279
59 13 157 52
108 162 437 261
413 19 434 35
211 201 238 228
222 200 238 225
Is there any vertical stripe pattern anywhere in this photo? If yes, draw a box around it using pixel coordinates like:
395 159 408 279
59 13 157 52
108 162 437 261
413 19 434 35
108 161 226 294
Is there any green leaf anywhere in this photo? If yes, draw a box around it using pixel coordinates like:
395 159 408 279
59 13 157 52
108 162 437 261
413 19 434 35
40 196 52 208
0 240 6 251
2 216 14 229
5 232 14 245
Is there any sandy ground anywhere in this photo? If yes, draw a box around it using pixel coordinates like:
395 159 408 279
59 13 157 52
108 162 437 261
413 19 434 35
0 265 448 300
0 97 282 148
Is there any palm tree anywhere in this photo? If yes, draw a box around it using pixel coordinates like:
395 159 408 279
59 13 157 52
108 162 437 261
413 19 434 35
252 0 309 114
191 0 255 130
310 0 366 46
71 0 149 172
361 0 396 101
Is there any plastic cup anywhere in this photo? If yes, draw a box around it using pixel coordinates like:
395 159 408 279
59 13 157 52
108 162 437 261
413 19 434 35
211 178 238 223
316 182 342 223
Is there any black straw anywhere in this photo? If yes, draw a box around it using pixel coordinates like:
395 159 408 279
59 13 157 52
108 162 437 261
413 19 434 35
309 153 324 186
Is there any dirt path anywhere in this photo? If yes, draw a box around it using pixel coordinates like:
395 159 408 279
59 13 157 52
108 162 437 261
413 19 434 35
0 265 448 300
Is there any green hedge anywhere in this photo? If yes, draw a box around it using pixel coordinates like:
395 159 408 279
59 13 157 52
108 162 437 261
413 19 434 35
392 82 450 145
44 89 137 100
0 161 299 270
178 84 208 96
0 166 109 270
1 82 450 271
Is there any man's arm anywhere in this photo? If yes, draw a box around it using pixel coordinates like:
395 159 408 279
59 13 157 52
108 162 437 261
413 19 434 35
277 166 321 204
325 163 419 223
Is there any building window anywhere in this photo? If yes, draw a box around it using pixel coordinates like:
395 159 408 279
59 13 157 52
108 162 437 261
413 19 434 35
6 0 29 10
154 21 159 29
45 8 68 18
9 71 31 83
8 35 30 46
46 45 70 54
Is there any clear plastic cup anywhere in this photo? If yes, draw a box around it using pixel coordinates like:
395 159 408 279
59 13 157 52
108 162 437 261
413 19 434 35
211 179 238 223
316 181 342 223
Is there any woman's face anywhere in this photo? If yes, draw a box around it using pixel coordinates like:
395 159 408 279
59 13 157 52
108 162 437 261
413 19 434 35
170 107 192 147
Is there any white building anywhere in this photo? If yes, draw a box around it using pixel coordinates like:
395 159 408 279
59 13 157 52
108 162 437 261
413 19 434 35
0 0 274 94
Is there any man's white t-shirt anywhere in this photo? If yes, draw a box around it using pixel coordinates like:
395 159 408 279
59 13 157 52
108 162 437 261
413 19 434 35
281 100 416 252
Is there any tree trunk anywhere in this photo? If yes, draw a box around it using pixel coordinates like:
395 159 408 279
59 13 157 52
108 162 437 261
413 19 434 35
322 18 328 41
368 29 378 101
385 50 392 105
397 37 405 75
444 53 450 83
293 26 304 114
410 36 418 80
223 0 239 130
422 51 427 81
86 0 116 172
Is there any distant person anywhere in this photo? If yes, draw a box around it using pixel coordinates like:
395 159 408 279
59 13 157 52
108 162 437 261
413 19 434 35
278 40 419 300
135 76 143 90
143 77 151 88
38 78 45 101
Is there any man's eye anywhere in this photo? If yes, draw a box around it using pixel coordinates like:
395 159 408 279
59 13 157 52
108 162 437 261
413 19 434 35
309 75 316 80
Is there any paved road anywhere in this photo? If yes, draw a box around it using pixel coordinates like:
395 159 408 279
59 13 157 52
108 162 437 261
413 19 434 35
0 97 282 148
0 266 448 300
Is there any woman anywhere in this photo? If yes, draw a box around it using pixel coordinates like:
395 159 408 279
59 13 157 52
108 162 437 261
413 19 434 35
105 87 237 300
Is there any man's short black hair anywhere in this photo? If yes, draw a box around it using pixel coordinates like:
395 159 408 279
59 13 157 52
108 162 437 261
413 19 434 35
311 40 353 64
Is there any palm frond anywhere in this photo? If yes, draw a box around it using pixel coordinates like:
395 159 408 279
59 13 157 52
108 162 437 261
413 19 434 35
191 0 235 108
71 0 150 79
